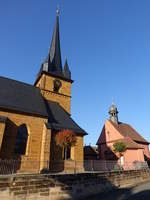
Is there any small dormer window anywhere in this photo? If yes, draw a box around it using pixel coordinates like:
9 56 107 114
53 79 62 93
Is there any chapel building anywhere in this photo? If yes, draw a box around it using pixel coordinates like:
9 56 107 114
0 8 87 172
97 102 150 165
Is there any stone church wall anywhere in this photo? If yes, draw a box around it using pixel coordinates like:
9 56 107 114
0 110 47 172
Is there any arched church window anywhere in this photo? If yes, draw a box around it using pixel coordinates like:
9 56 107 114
14 124 28 155
53 79 62 93
63 147 71 160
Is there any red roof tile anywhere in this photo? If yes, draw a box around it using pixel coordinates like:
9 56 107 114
109 120 149 144
114 137 144 149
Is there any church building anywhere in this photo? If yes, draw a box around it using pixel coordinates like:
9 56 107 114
97 102 150 166
0 8 87 172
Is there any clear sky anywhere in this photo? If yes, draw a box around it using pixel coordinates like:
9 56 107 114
0 0 150 146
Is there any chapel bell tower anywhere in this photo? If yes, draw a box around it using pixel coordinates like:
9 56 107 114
109 101 119 124
34 7 73 114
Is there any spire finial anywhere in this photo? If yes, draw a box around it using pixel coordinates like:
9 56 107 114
56 3 60 16
112 98 114 106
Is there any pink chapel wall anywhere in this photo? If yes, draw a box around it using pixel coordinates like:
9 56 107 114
106 143 145 163
99 143 145 165
98 120 123 144
124 149 144 163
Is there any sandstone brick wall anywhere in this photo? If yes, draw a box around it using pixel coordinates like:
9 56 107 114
36 74 72 114
71 135 84 161
0 170 150 200
40 127 51 170
0 111 47 166
0 122 6 151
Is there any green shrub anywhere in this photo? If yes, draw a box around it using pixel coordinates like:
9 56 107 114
113 142 126 153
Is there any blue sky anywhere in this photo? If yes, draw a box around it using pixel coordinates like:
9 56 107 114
0 0 150 145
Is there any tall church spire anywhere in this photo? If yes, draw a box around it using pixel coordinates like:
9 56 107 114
47 6 62 75
39 6 63 77
36 6 72 83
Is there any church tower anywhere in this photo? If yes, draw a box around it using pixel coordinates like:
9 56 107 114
109 101 119 124
34 7 72 114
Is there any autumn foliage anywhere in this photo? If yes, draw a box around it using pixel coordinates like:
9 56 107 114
55 129 77 160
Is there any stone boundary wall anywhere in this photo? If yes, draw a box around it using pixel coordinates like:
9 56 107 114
0 170 150 200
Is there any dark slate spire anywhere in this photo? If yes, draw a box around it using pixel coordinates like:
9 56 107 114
39 7 63 77
47 6 62 75
36 6 73 83
63 58 71 79
109 101 119 124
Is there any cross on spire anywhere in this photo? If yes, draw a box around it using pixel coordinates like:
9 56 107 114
56 3 60 16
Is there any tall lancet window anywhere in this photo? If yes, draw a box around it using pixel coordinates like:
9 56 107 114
15 124 28 155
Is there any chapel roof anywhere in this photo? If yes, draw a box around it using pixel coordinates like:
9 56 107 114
109 120 149 144
114 137 144 149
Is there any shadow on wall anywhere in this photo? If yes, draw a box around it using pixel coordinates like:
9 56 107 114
0 119 24 174
144 154 150 167
0 119 18 159
98 126 118 160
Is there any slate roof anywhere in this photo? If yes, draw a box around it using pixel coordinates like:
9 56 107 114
45 101 87 135
109 120 149 144
0 116 7 123
0 76 86 135
0 76 48 117
63 58 71 79
84 146 98 156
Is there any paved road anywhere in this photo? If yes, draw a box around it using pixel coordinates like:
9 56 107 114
86 180 150 200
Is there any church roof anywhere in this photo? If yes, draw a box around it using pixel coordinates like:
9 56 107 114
45 101 87 135
0 76 86 135
0 116 7 123
0 76 48 117
109 120 149 144
63 58 71 79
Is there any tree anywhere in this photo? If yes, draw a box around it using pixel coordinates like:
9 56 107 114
113 142 126 157
55 129 77 160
